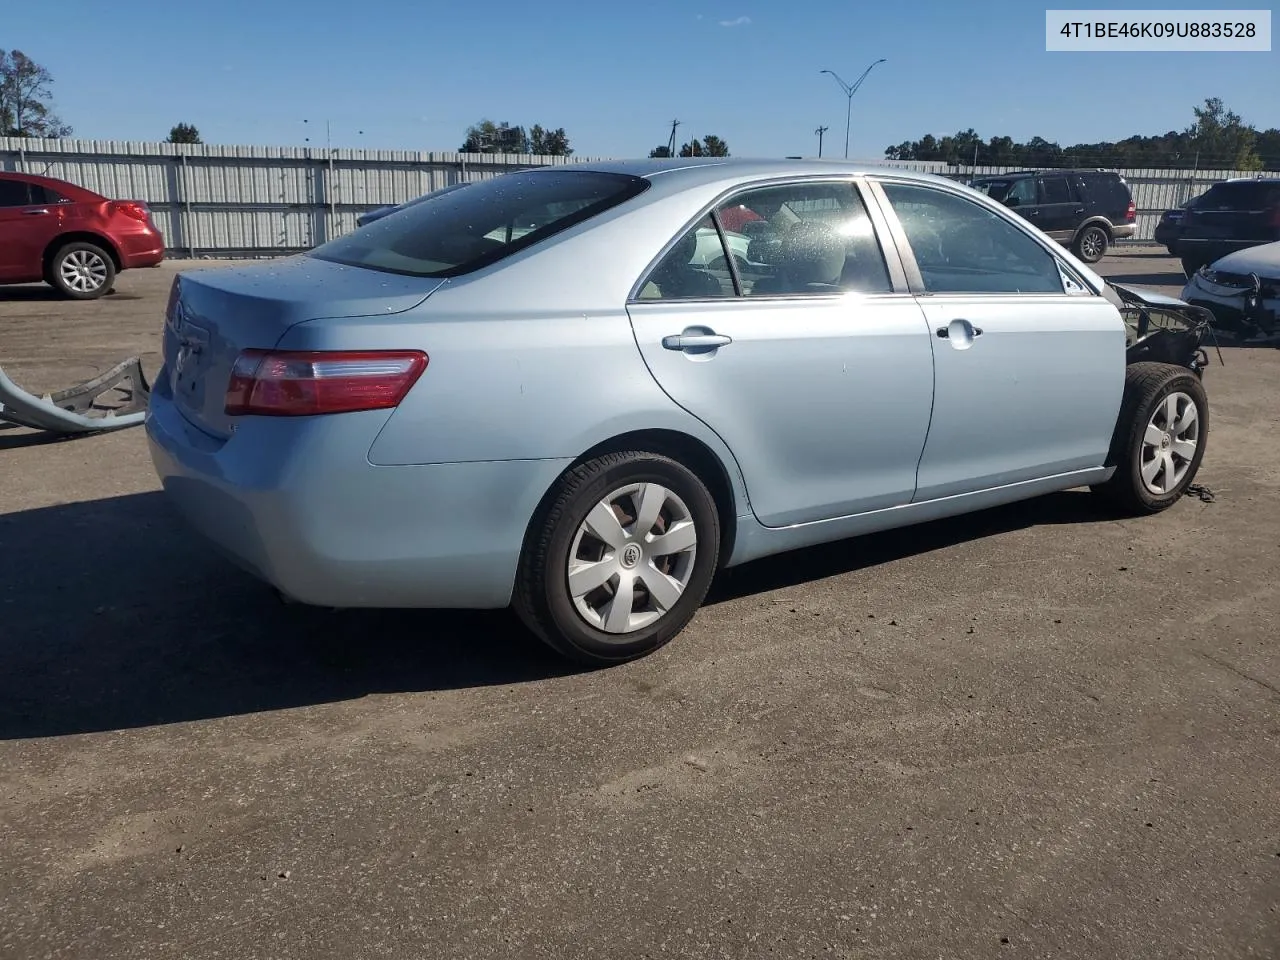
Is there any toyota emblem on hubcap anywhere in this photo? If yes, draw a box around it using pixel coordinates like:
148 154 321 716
620 544 642 568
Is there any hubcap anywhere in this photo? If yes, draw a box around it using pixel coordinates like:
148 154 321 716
60 250 108 293
567 482 698 635
1082 231 1104 258
1140 391 1199 495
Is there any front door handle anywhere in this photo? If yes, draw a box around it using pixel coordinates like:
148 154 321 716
22 208 50 216
662 332 732 350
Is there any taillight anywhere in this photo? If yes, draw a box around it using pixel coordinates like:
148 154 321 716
225 350 428 417
112 201 150 222
1269 206 1280 228
1125 200 1136 222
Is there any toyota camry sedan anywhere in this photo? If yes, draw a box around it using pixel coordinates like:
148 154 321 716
147 158 1212 666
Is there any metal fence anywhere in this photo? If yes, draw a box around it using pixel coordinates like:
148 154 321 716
0 137 1266 256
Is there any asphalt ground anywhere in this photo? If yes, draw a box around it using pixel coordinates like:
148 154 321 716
1 250 1277 959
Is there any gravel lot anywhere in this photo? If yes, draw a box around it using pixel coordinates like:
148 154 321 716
2 251 1278 960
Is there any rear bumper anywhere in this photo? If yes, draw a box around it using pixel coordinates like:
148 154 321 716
145 379 571 609
1112 223 1136 240
117 227 166 268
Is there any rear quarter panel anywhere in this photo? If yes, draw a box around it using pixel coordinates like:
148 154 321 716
274 193 756 511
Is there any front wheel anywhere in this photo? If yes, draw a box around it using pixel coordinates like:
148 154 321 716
1092 362 1208 515
48 242 116 300
513 451 720 666
1072 225 1109 263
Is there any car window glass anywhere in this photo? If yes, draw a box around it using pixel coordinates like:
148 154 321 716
309 170 649 278
712 181 891 296
1196 181 1280 209
636 215 735 300
881 182 1066 295
28 185 69 204
1038 177 1074 204
0 180 31 206
1006 178 1036 206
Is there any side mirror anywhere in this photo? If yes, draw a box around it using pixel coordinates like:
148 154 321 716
1004 196 1019 208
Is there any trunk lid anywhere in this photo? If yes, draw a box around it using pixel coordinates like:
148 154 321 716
162 255 444 439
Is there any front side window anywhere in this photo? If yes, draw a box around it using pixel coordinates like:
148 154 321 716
880 182 1065 295
713 181 891 296
0 180 31 207
310 170 649 278
1006 178 1036 207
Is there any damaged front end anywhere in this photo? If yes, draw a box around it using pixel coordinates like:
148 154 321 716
1108 282 1223 376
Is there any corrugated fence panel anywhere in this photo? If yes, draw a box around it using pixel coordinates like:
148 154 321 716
0 137 1271 254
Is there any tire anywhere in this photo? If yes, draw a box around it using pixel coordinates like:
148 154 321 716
47 241 116 300
1092 362 1208 515
1072 224 1109 263
512 451 721 667
1180 256 1204 279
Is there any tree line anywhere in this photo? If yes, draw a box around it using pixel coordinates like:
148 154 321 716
885 99 1280 171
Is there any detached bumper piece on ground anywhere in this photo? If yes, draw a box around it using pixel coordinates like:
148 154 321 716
0 358 151 436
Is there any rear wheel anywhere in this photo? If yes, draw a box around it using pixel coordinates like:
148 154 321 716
513 451 720 666
1180 256 1205 279
1092 362 1208 515
1073 224 1109 263
48 242 116 300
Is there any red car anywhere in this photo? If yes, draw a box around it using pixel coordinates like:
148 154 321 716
0 171 165 300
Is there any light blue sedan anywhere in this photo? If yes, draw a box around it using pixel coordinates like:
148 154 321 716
146 159 1213 665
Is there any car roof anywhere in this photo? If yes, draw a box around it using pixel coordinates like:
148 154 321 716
970 168 1121 181
555 156 964 190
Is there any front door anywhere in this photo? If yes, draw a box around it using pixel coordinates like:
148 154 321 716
872 179 1125 503
627 179 936 528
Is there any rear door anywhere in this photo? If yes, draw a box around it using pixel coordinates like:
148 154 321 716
0 177 59 282
1034 174 1085 241
869 177 1125 502
627 176 937 528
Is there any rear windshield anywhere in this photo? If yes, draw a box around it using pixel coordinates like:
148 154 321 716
1196 180 1280 210
310 170 649 277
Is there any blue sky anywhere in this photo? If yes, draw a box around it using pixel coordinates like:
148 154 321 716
5 0 1276 158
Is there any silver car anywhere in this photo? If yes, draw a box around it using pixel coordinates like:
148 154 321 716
147 159 1212 665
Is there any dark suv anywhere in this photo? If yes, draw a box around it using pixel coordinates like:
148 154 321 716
1173 176 1280 277
967 169 1136 263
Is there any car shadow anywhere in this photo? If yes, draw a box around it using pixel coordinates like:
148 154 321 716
0 286 132 302
708 488 1113 603
0 487 1121 740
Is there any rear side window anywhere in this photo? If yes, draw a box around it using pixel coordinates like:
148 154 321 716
1196 181 1280 210
0 179 31 206
1037 177 1077 204
29 185 70 204
310 170 650 278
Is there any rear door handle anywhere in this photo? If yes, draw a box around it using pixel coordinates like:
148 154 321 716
936 320 983 339
662 333 732 350
22 208 50 216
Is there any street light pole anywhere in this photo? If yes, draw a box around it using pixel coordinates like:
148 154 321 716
820 58 887 159
815 125 829 158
